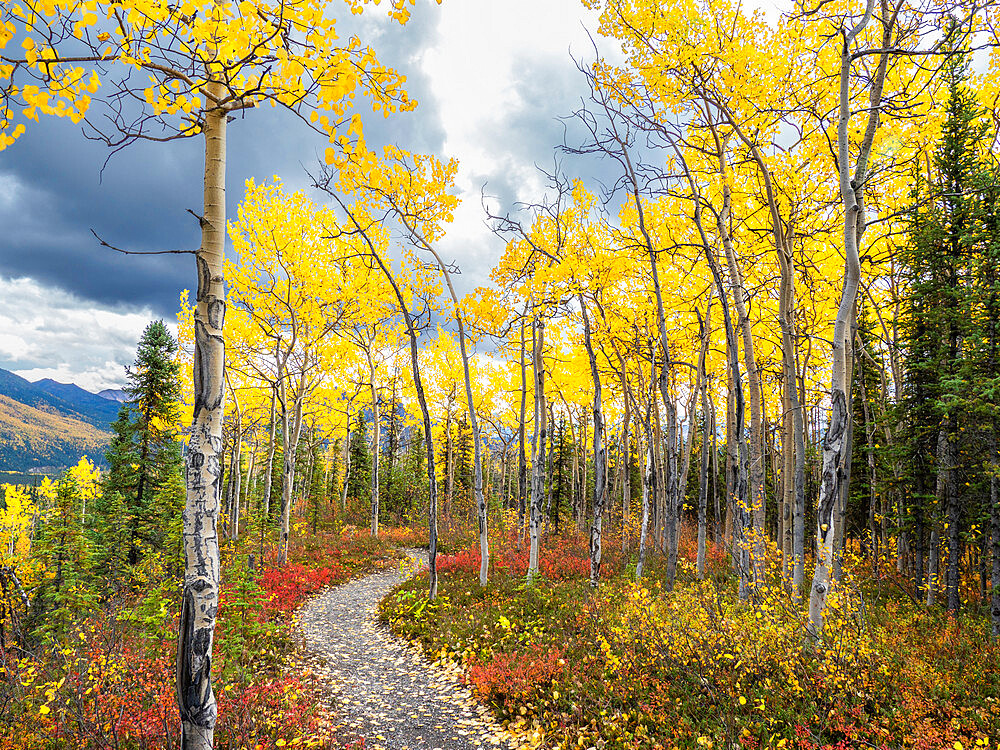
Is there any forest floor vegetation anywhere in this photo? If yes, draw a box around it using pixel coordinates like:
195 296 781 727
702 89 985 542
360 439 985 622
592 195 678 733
379 527 1000 750
2 526 399 749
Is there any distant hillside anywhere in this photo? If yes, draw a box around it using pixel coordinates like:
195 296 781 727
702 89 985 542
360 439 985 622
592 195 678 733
0 393 111 472
0 369 121 429
0 368 121 471
97 388 127 402
32 378 122 426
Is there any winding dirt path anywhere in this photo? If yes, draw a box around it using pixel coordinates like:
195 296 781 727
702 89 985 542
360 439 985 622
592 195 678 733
299 549 517 750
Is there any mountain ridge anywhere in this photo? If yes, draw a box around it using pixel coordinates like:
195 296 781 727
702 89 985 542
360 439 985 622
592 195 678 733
0 368 121 472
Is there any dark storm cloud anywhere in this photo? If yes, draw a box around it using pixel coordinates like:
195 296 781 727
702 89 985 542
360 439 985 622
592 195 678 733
0 4 445 318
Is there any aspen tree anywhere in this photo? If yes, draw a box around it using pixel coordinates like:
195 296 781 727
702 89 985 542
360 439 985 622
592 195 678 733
2 2 417 743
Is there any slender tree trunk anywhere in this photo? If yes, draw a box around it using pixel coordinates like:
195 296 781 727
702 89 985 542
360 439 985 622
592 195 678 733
710 393 721 545
568 407 579 530
636 341 656 580
444 391 454 523
369 362 380 538
279 372 306 564
341 404 352 510
579 298 607 588
622 367 631 552
709 249 751 597
859 356 879 576
243 436 256 520
545 403 555 535
696 300 713 578
518 313 528 541
453 310 489 586
834 314 857 583
364 249 438 598
177 99 226 750
718 167 766 583
809 0 885 637
263 380 277 521
528 313 546 581
228 418 242 539
725 367 735 550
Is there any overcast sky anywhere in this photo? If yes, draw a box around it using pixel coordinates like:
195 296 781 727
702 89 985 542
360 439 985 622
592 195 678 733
0 0 634 391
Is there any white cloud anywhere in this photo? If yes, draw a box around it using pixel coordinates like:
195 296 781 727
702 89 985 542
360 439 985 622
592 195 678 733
413 0 615 288
0 276 172 392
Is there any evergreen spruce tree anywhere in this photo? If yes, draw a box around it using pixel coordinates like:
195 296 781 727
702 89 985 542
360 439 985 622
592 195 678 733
456 414 474 503
92 406 138 577
347 412 372 502
850 302 885 564
97 320 185 571
30 464 99 637
307 439 326 533
900 49 989 611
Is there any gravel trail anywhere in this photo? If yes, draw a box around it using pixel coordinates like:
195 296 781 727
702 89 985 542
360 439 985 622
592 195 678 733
299 549 517 750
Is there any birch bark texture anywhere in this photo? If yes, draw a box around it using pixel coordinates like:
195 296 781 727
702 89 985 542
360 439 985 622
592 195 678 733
528 313 547 582
177 100 226 750
808 0 890 639
580 297 607 588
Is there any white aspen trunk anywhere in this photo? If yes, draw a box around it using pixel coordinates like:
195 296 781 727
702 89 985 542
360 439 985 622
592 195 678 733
710 394 721 545
566 403 579 531
696 300 713 578
719 174 766 583
712 99 808 598
793 332 808 594
323 451 330 506
229 422 241 539
636 341 656 580
783 259 807 596
622 144 680 585
367 250 438 599
724 368 735 549
369 361 380 538
580 298 607 588
858 354 879 574
302 430 315 526
262 377 277 520
622 367 631 552
177 98 226 750
242 435 256 520
278 371 306 564
544 404 554 535
445 393 454 522
808 0 884 637
518 311 528 540
528 313 546 581
341 402 352 510
425 249 490 585
691 208 751 596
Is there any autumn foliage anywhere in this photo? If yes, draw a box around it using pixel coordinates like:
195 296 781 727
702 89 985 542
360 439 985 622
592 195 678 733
381 528 1000 750
1 528 395 749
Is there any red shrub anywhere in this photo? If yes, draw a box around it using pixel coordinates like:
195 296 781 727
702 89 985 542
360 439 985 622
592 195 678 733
436 530 618 581
258 562 345 612
466 645 565 714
